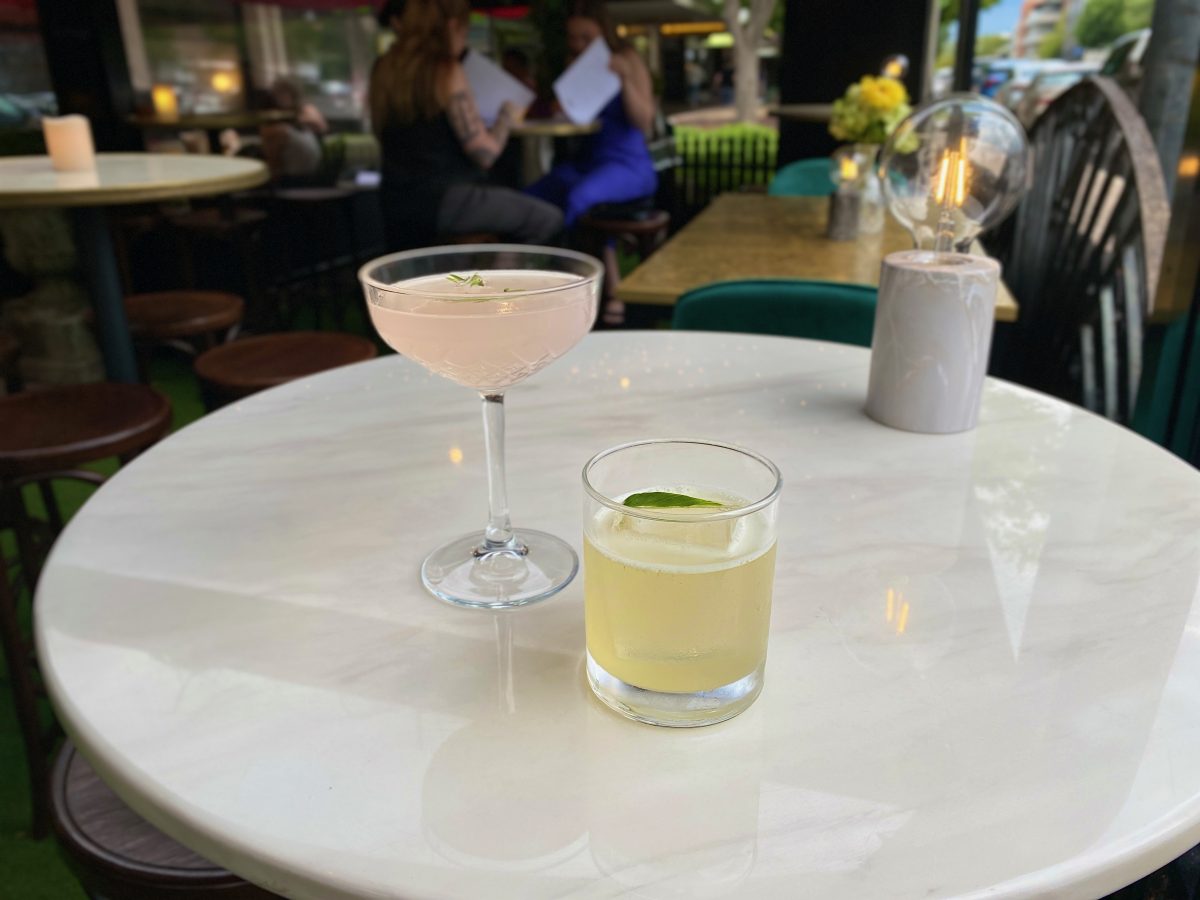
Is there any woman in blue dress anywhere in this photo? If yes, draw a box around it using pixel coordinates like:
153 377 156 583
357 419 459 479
526 0 658 229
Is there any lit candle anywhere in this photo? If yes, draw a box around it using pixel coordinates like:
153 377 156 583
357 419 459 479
42 115 96 172
152 84 180 121
839 155 859 183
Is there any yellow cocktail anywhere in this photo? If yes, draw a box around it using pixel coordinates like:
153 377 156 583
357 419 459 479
582 442 782 727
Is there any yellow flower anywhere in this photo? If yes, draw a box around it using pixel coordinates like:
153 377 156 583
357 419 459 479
859 75 908 111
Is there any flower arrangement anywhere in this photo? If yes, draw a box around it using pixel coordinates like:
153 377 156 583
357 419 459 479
829 75 912 145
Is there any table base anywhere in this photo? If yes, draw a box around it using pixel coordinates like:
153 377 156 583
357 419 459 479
71 206 137 383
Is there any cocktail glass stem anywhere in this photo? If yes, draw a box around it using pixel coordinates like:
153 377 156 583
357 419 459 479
478 392 526 555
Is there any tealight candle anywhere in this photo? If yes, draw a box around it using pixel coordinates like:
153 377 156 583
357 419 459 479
151 84 180 121
42 115 96 172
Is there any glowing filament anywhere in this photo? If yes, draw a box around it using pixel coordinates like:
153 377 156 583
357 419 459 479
933 140 970 209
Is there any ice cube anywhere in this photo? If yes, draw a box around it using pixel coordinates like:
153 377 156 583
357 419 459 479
614 508 743 553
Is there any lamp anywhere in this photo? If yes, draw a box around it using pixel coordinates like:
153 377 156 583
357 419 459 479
879 94 1030 253
865 94 1030 434
881 54 909 80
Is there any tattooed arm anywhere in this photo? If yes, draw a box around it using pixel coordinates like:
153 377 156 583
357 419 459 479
444 63 518 170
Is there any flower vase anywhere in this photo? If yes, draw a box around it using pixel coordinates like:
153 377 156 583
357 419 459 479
855 143 885 236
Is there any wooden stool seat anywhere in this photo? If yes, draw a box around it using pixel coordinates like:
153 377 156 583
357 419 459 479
52 742 278 898
125 291 245 341
0 383 171 478
194 331 377 403
579 208 670 238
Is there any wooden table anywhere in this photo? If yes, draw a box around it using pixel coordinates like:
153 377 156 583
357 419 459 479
129 110 295 152
618 193 1019 322
35 332 1200 898
0 154 268 381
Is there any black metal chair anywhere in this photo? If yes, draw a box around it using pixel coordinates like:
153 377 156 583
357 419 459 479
989 76 1169 422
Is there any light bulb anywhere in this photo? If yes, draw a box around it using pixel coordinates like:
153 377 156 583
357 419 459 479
881 54 909 80
880 94 1030 254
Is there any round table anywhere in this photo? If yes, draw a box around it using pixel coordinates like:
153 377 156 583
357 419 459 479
511 118 601 183
35 333 1200 899
0 153 268 382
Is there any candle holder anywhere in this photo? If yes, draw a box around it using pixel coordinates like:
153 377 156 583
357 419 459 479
865 95 1030 434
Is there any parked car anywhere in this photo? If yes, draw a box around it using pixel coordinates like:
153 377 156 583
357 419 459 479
1100 28 1151 97
1014 63 1099 128
980 59 1062 98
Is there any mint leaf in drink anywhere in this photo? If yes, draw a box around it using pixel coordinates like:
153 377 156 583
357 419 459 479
624 492 724 509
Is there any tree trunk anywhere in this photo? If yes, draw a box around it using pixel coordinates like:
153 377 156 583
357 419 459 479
1138 0 1200 197
722 0 774 122
734 40 759 122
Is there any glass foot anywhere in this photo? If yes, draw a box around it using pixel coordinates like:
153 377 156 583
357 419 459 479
586 652 764 727
421 530 578 609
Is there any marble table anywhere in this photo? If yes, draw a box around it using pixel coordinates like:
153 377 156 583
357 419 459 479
0 153 268 382
618 193 1020 321
35 332 1200 899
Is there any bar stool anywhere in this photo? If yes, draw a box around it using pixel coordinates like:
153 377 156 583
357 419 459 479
51 742 280 899
270 188 360 328
125 290 245 356
194 331 377 408
579 200 670 327
170 207 269 327
0 382 171 838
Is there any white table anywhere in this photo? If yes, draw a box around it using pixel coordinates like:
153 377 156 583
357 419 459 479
0 153 267 382
35 333 1200 899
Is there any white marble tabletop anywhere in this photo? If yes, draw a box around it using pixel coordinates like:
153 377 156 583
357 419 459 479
35 332 1200 899
0 153 267 208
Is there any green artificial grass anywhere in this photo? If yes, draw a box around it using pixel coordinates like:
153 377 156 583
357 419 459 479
0 351 206 900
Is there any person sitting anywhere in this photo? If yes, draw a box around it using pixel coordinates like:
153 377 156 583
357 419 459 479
524 0 657 229
368 0 563 250
260 77 328 183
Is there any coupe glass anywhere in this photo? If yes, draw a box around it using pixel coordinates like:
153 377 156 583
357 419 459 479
359 245 602 609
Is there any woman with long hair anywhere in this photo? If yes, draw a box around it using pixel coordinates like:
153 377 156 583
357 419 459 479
525 0 657 228
369 0 562 249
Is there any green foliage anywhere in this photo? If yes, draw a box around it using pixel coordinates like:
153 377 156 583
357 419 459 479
1039 18 1066 58
976 33 1011 57
672 123 779 186
1076 0 1147 47
937 0 1003 46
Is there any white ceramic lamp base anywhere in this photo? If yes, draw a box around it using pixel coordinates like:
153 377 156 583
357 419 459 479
866 250 1000 434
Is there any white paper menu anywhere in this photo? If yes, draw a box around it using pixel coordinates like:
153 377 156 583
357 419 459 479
553 38 621 125
463 50 535 126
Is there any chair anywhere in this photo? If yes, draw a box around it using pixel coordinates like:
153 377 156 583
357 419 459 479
51 742 280 899
988 76 1169 422
194 331 378 408
768 158 834 197
267 187 361 328
170 207 270 327
672 279 877 347
0 383 172 837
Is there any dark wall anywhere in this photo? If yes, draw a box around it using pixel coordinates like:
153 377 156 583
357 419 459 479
777 0 933 165
36 0 141 151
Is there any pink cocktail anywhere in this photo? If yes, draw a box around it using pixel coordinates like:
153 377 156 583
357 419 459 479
359 246 602 609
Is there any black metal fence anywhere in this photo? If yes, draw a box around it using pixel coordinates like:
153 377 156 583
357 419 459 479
666 127 778 227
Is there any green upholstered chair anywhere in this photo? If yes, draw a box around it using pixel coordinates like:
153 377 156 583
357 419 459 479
767 158 834 197
672 279 877 348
